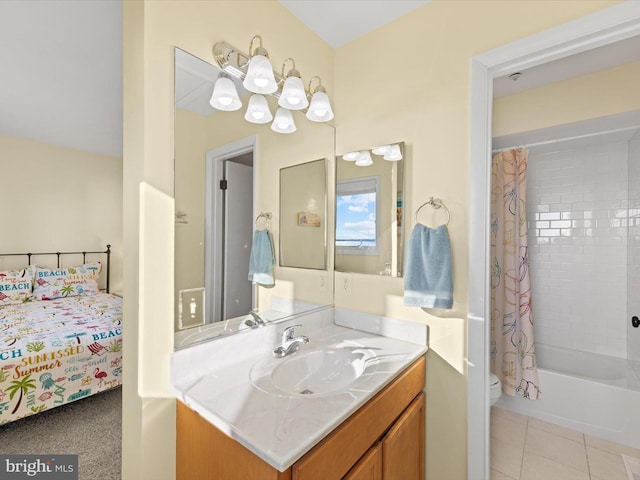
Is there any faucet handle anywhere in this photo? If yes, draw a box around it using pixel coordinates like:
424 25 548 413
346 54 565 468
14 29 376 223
282 324 302 341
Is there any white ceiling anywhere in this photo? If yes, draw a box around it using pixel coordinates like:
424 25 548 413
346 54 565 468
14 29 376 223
0 0 122 158
277 0 431 48
1 0 638 158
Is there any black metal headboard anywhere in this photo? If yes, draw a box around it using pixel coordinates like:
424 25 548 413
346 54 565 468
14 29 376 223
0 244 112 293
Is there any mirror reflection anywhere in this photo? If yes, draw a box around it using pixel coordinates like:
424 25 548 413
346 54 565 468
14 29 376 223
335 143 405 276
174 48 334 349
280 158 327 269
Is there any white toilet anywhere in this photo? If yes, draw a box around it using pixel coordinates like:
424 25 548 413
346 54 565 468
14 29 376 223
490 373 502 406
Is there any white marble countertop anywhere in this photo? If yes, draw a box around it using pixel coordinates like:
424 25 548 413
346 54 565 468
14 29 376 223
171 307 428 472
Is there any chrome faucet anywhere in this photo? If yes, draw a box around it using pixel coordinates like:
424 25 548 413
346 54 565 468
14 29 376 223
244 310 266 328
273 325 309 358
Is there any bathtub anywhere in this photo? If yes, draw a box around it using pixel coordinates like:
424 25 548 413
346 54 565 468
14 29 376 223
495 343 640 449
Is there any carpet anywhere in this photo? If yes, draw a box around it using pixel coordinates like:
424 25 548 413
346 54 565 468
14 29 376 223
0 387 121 480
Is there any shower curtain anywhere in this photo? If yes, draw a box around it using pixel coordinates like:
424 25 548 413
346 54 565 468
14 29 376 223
490 147 541 399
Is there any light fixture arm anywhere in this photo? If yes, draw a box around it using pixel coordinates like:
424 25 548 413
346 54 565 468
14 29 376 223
308 76 326 94
281 58 300 79
248 35 268 57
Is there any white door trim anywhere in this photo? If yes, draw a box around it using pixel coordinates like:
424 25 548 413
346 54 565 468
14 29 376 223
467 3 640 479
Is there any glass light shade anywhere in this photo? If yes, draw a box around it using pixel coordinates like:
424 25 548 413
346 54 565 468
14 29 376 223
383 144 403 161
243 54 278 94
209 77 242 111
355 151 373 167
306 91 334 122
244 94 273 124
372 145 392 156
279 76 309 110
271 108 296 134
342 152 360 161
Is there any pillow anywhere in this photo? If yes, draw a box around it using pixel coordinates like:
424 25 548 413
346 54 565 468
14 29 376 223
32 262 102 300
0 265 35 306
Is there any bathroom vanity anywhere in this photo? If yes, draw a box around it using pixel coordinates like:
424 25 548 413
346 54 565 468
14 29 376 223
177 357 424 479
171 308 427 479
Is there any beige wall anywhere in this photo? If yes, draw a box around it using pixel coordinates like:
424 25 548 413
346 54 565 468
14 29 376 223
174 108 207 307
493 60 640 137
0 134 123 291
124 1 619 479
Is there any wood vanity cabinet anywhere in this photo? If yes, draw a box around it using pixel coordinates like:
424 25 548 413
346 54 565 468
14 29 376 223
177 355 425 480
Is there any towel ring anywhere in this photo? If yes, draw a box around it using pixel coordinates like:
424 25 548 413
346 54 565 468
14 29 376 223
415 197 450 226
255 212 272 231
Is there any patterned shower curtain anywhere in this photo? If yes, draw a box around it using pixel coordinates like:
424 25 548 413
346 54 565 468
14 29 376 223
490 148 541 400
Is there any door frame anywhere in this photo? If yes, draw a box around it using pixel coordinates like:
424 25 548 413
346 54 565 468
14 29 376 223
205 136 257 324
467 3 640 478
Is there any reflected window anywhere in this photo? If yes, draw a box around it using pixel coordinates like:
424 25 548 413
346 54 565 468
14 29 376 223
336 176 380 255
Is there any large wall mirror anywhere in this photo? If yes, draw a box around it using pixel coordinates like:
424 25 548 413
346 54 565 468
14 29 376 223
279 158 327 269
335 143 405 276
173 48 334 349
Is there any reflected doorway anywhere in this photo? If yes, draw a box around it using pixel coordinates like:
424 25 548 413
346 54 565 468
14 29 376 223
205 137 256 323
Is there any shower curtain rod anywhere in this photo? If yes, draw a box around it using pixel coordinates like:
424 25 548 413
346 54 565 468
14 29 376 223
492 125 640 154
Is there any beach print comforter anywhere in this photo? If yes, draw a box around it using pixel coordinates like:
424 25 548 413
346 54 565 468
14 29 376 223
0 293 122 425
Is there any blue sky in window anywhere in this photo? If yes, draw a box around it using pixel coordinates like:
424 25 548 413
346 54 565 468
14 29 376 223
336 193 376 244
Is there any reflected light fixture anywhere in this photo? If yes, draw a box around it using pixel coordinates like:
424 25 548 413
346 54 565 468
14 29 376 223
383 144 403 161
342 152 360 161
355 151 373 167
306 76 334 122
244 94 273 124
279 58 309 110
271 108 296 134
243 35 277 94
209 73 242 111
342 143 403 166
372 145 392 156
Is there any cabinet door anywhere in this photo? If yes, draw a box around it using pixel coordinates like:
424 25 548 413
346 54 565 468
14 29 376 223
382 392 425 480
343 443 382 480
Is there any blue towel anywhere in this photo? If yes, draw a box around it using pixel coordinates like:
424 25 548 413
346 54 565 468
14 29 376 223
248 229 276 287
403 224 453 309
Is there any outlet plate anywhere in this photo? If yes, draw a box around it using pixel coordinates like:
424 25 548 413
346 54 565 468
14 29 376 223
341 275 352 295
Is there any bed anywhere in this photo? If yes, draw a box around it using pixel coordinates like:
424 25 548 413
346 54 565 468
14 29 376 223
0 245 122 425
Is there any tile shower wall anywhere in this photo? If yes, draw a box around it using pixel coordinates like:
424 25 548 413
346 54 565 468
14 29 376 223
629 138 640 362
527 141 629 359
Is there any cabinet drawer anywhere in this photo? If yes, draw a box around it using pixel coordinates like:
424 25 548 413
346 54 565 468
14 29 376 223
292 356 425 480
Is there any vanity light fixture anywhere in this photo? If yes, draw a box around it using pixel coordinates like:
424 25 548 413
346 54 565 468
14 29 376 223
279 58 309 110
243 35 278 94
271 108 296 134
211 37 334 132
244 94 273 124
209 73 242 111
306 76 334 122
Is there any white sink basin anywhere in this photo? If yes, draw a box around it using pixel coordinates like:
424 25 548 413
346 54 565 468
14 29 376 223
251 347 377 396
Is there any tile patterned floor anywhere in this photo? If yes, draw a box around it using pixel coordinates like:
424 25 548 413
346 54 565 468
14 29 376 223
491 406 640 480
